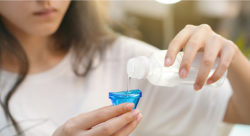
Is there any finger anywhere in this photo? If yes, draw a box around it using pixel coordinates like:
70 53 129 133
207 41 235 84
194 34 222 90
165 25 196 66
72 103 135 129
112 113 142 136
179 24 213 78
90 109 140 136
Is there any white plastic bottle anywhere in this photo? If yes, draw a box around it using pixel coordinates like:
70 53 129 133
127 50 227 87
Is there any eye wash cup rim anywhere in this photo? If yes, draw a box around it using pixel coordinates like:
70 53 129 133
109 89 142 109
109 89 142 99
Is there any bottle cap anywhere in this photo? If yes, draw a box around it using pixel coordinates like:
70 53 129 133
127 56 149 79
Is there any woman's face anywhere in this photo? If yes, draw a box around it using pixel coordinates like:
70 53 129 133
0 0 71 37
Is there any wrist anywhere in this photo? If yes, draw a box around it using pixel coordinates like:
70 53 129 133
229 44 241 70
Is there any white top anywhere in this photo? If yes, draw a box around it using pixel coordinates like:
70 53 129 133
0 36 232 136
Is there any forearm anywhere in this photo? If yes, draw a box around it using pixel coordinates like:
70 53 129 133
226 47 250 124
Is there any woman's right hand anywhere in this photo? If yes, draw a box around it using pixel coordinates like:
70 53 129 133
52 103 142 136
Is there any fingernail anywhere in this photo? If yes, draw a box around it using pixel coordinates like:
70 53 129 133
136 113 143 122
132 109 139 116
207 79 213 84
179 68 187 78
194 84 201 90
165 57 172 66
127 103 134 109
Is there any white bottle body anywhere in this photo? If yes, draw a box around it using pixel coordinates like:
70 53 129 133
127 50 227 87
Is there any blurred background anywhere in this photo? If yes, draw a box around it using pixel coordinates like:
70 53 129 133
106 0 250 136
108 0 250 59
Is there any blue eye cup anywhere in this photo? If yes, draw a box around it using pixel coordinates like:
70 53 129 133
109 89 142 109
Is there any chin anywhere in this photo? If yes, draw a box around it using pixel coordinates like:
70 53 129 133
26 23 61 37
31 29 58 37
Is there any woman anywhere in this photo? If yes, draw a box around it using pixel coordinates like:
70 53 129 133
0 1 249 136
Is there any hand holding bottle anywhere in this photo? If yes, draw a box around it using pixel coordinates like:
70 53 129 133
165 24 239 90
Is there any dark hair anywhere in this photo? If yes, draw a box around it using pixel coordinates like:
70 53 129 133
0 1 115 135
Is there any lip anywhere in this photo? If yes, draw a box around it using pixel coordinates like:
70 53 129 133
33 8 57 17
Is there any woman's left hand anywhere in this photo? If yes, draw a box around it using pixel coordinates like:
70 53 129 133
164 24 239 90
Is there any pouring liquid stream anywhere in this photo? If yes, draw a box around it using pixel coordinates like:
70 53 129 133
127 76 131 97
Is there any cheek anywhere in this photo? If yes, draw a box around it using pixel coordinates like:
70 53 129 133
0 1 71 37
55 0 71 12
0 3 39 35
0 3 28 23
0 3 31 31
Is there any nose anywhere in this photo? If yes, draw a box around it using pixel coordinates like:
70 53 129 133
36 0 51 6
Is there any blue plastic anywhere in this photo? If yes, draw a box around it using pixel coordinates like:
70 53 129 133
109 89 142 109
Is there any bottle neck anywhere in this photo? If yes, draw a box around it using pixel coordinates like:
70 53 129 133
127 56 150 79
